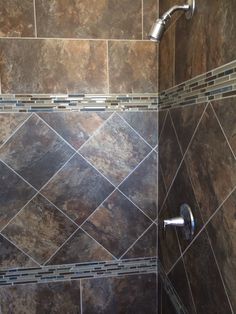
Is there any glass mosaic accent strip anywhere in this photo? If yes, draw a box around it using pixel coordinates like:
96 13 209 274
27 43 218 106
159 60 236 109
0 257 157 287
0 94 158 112
158 260 188 314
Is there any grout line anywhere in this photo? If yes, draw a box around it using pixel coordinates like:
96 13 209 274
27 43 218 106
33 0 38 38
141 0 144 40
106 40 110 94
158 109 168 140
181 256 197 314
35 114 77 152
80 226 118 261
159 103 209 216
0 113 33 150
80 280 83 314
116 112 154 150
210 102 236 160
205 229 234 314
119 222 156 259
43 227 80 265
0 232 41 267
0 37 152 42
167 185 236 274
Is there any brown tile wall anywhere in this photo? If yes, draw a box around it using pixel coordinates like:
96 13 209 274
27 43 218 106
159 0 236 91
0 0 159 94
158 99 236 313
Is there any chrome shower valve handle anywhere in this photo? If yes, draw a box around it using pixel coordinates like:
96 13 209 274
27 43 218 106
163 204 195 241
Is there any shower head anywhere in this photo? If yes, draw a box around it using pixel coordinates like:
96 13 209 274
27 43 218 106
149 0 195 43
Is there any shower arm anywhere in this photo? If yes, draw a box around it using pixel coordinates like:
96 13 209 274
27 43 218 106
160 4 190 23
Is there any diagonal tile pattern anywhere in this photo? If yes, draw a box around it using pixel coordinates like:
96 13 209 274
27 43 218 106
0 114 74 190
41 154 114 225
38 111 112 149
79 113 152 186
119 151 157 220
2 194 77 264
47 229 114 266
0 161 36 230
82 190 152 258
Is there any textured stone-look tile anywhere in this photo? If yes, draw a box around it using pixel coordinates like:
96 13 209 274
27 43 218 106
0 114 74 189
36 0 142 39
186 105 236 222
161 287 176 314
158 110 168 138
82 274 157 314
0 0 34 37
184 230 232 314
38 111 111 150
175 0 236 83
120 111 158 147
207 189 236 312
166 162 204 252
0 161 36 230
212 98 236 156
80 114 151 186
159 26 175 92
83 190 151 258
158 206 181 273
0 113 30 146
119 151 157 220
170 103 206 154
2 194 77 264
159 112 183 191
0 281 81 314
143 0 158 39
41 154 114 225
108 41 158 93
158 166 167 212
0 39 108 94
48 229 113 265
0 235 37 270
168 258 196 314
122 224 157 259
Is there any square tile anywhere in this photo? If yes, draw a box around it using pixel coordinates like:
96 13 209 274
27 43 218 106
0 235 37 270
0 114 74 189
120 111 158 147
186 105 236 222
38 112 112 150
0 160 36 230
41 154 114 225
82 274 157 314
80 113 151 186
47 229 113 265
82 190 151 258
2 194 77 264
119 151 157 220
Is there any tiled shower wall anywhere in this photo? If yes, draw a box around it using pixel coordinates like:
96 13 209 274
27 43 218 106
158 0 236 313
0 110 158 311
0 0 158 94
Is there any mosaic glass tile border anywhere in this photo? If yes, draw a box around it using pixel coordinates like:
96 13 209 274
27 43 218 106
0 94 158 112
0 257 157 287
159 60 236 109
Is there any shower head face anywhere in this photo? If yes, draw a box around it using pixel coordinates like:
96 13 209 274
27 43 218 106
148 19 166 43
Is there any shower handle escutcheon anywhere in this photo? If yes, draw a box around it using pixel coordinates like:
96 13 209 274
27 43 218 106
163 204 195 240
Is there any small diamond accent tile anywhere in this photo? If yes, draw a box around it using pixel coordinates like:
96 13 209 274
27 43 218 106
0 114 74 189
38 112 112 149
0 160 36 230
82 190 151 258
79 113 151 186
119 151 157 220
2 194 77 264
41 154 115 225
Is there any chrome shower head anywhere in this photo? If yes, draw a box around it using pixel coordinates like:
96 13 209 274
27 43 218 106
149 0 195 43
